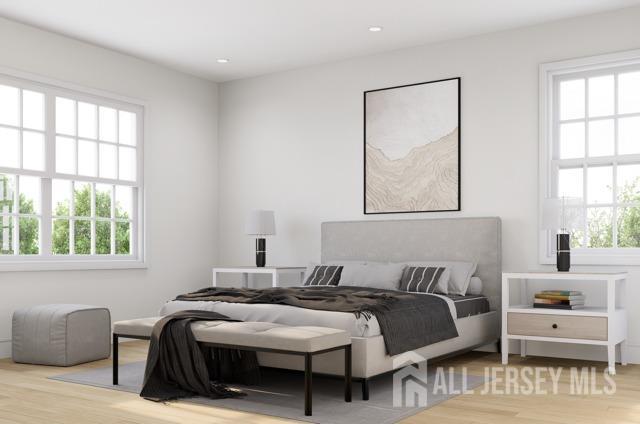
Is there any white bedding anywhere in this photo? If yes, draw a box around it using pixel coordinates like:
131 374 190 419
159 293 458 338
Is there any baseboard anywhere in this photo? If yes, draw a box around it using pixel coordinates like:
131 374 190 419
627 345 640 364
0 340 11 359
508 339 640 364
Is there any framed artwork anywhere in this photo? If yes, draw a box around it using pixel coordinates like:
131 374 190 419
364 77 460 214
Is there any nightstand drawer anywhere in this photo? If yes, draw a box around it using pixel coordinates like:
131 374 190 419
507 313 608 341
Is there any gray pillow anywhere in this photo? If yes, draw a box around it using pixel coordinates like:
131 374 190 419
304 265 343 286
302 261 367 284
403 260 476 295
399 267 447 293
400 262 450 294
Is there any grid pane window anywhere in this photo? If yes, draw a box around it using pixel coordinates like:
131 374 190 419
618 71 640 114
78 102 97 139
559 79 585 120
0 86 46 171
559 122 585 159
0 75 142 264
50 179 134 255
23 131 45 171
552 65 640 249
0 127 19 168
55 98 138 181
0 174 41 255
0 174 15 254
0 85 20 126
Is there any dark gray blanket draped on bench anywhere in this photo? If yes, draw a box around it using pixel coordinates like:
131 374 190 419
175 286 459 355
140 310 260 402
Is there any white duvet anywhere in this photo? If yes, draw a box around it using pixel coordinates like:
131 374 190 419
160 293 457 338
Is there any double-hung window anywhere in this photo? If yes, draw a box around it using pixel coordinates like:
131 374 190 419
0 71 144 270
540 50 640 264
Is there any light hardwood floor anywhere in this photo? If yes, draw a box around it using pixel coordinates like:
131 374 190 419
0 341 638 424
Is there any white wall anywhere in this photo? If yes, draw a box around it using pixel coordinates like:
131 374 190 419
0 18 219 357
218 6 640 363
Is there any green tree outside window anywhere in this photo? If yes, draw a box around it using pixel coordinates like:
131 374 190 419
1 175 130 255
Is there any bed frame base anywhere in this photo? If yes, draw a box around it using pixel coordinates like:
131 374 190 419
361 378 369 400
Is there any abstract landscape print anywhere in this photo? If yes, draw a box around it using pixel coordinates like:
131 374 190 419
364 78 460 214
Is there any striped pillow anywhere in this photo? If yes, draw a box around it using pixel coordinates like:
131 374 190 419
304 265 343 286
399 266 446 293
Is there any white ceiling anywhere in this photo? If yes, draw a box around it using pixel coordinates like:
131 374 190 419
0 0 637 82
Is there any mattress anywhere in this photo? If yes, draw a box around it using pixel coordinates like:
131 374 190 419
443 294 491 318
160 300 380 337
160 292 492 338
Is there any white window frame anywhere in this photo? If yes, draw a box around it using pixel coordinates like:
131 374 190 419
0 66 145 271
539 49 640 265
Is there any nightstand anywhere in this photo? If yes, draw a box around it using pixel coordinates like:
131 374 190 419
212 266 306 288
501 271 628 375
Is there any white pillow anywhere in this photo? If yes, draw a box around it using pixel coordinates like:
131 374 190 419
437 268 451 294
336 263 368 285
442 261 477 295
404 261 476 295
338 262 405 290
467 276 483 295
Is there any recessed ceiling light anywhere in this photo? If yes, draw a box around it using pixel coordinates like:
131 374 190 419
216 58 230 64
368 26 383 32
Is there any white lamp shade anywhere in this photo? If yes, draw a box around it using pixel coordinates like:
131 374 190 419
245 210 276 236
542 197 584 230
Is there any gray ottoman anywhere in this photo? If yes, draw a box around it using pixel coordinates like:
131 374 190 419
12 304 111 366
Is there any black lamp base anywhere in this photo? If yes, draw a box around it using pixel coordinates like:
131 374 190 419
255 238 266 267
556 233 570 272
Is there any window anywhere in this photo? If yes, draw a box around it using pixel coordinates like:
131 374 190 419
0 71 144 270
540 50 640 264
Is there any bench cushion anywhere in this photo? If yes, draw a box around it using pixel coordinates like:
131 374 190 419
113 318 350 353
191 321 350 352
113 317 162 337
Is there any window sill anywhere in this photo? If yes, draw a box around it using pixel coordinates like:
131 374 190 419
0 259 147 272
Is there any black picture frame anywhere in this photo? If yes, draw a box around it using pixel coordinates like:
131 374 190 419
363 77 461 215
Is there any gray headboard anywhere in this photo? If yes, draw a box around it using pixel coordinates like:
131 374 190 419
321 217 502 310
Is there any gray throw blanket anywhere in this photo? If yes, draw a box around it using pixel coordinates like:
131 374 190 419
140 310 260 402
175 286 459 355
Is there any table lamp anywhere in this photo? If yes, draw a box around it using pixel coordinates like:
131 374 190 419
245 210 276 267
542 197 583 272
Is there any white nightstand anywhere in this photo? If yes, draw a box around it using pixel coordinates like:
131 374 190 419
501 271 628 375
212 266 306 288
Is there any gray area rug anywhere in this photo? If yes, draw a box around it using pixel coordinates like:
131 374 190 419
50 362 486 424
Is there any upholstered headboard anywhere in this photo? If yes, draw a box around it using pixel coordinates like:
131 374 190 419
321 217 502 310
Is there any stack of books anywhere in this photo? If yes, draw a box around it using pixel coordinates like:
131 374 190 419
534 290 585 310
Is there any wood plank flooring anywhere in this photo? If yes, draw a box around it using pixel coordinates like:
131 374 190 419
0 341 638 424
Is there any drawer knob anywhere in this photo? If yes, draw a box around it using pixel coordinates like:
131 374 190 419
552 323 558 329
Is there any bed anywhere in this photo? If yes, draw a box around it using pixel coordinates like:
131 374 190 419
161 217 501 396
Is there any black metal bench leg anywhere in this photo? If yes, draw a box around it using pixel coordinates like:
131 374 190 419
362 378 369 400
112 334 119 385
304 353 312 416
345 345 352 402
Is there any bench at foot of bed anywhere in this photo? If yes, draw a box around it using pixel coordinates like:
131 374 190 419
112 317 353 416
